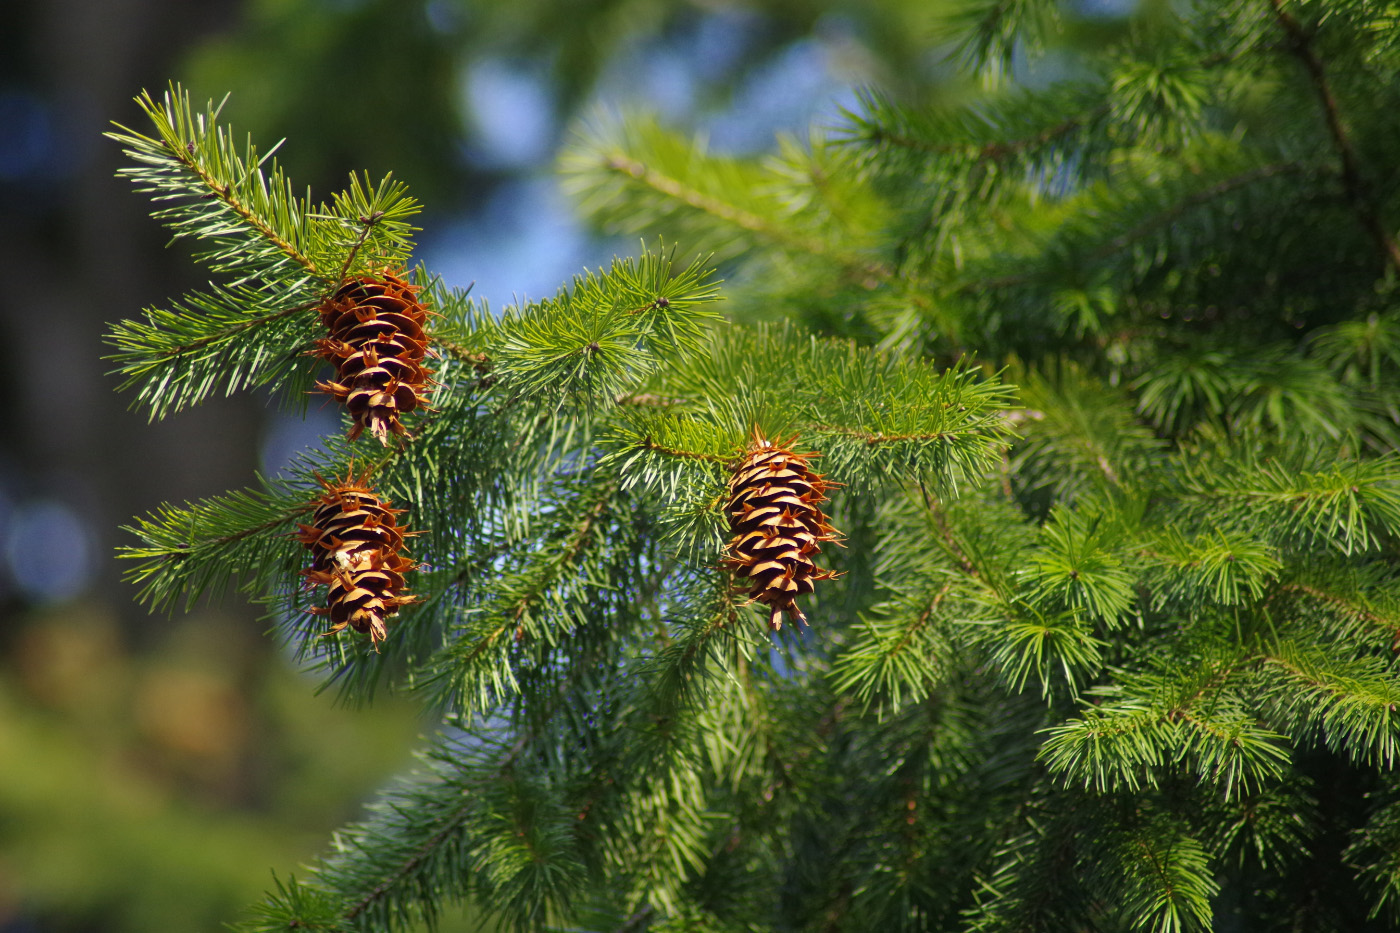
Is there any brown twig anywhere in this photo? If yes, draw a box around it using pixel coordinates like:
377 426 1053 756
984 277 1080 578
169 140 322 278
603 153 889 285
970 162 1309 293
919 482 979 578
1269 0 1400 272
813 425 951 445
863 105 1108 162
135 300 318 359
638 435 728 464
335 210 385 282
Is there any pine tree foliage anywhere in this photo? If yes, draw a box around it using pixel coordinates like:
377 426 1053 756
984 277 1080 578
105 0 1400 925
107 87 421 418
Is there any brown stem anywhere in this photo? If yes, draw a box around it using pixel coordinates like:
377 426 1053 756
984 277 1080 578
1269 0 1400 272
343 812 470 921
334 210 384 282
134 300 317 360
971 163 1309 292
603 153 889 284
615 392 685 407
432 339 491 370
812 425 951 445
169 140 323 278
919 483 979 578
866 105 1108 162
886 582 954 661
638 435 728 464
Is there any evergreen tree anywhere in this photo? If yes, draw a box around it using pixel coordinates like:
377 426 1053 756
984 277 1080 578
106 1 1400 929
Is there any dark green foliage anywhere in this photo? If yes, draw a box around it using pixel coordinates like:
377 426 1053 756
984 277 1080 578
106 0 1400 927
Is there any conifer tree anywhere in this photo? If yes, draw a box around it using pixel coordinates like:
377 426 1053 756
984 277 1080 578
106 1 1400 930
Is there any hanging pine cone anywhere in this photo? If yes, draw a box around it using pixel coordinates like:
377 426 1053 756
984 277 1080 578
722 429 842 630
314 271 434 445
297 470 419 649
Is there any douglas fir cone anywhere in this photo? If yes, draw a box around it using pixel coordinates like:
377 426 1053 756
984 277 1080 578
723 429 841 629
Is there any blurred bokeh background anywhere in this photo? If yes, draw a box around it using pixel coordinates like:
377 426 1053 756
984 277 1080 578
0 0 983 928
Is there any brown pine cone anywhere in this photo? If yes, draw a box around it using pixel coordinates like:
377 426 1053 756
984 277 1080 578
297 471 419 649
722 429 842 629
314 272 433 445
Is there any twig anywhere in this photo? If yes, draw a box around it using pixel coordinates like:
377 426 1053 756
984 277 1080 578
861 105 1108 162
813 425 951 445
603 153 889 284
335 210 385 282
639 435 728 464
919 482 979 578
1269 0 1400 272
615 904 655 933
970 162 1308 292
166 137 323 278
131 300 317 359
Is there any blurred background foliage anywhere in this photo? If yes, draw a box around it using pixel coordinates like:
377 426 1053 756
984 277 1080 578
0 605 428 931
1 0 1129 928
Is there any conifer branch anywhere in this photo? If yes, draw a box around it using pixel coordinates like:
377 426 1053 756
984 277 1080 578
120 485 315 612
892 584 952 658
335 210 384 283
815 426 951 445
342 810 470 923
138 301 316 357
615 392 685 407
432 339 489 366
920 484 979 578
1269 0 1400 272
1282 581 1393 629
329 656 610 928
108 85 324 285
604 152 829 256
107 7 1400 926
179 142 321 278
637 436 729 464
856 101 1109 162
971 161 1308 292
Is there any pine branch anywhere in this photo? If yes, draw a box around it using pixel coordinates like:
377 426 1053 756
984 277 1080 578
944 0 1063 80
107 84 324 286
106 287 323 419
1175 447 1400 556
1107 817 1218 933
487 249 722 410
839 86 1112 192
416 473 637 714
1259 643 1400 766
830 584 956 708
119 480 314 613
106 85 423 418
1040 659 1291 799
605 151 824 254
969 159 1311 293
1269 0 1400 272
561 114 889 281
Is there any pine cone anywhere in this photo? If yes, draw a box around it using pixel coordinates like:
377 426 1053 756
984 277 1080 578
297 471 419 649
722 429 842 629
314 272 433 445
